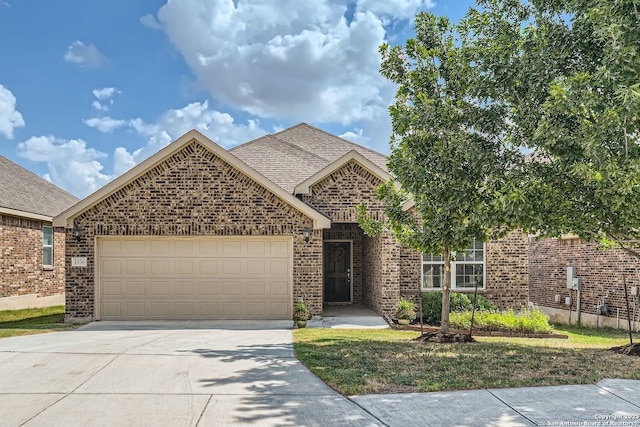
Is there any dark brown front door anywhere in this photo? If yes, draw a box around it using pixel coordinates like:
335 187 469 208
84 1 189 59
324 242 351 303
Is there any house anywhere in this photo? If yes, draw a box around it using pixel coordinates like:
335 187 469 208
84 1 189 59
529 236 640 330
0 155 78 310
54 124 528 322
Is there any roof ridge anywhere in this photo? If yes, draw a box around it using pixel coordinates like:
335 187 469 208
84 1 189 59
270 133 330 162
274 122 389 160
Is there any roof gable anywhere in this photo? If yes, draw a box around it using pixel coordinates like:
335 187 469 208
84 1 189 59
53 130 331 229
231 123 389 193
0 155 78 220
294 150 391 195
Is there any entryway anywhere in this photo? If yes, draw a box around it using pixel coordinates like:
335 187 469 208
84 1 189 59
323 241 352 303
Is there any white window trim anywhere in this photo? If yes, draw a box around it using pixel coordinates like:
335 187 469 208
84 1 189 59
421 241 486 291
43 225 53 268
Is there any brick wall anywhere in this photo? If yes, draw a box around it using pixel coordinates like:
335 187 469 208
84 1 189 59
302 160 387 222
305 160 410 315
530 237 640 323
398 231 530 312
483 231 529 309
0 214 65 305
64 142 322 320
363 231 401 316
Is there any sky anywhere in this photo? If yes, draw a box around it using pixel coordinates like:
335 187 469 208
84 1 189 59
0 0 476 198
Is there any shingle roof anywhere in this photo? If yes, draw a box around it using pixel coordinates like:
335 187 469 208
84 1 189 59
230 123 389 193
0 155 79 218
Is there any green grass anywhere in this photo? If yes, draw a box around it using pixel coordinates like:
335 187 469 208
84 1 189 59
293 325 640 395
0 306 77 338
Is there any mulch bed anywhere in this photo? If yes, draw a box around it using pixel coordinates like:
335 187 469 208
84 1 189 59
610 343 640 357
413 332 476 343
390 322 569 339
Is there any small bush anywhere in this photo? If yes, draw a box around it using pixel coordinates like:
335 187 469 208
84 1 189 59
450 308 553 334
421 291 497 325
395 298 417 320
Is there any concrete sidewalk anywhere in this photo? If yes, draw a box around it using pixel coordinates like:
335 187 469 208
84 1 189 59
352 379 640 427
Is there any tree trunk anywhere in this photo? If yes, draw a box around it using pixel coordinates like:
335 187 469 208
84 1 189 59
441 245 451 334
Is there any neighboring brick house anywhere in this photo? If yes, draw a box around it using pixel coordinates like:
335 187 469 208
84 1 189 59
529 236 640 330
0 156 78 310
54 124 528 322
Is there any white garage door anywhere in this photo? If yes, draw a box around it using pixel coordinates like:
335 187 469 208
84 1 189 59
97 237 292 320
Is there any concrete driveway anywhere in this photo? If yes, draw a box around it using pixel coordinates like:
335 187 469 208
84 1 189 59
0 321 382 427
3 320 640 427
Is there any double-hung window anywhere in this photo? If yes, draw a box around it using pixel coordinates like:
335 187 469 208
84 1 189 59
422 239 485 290
43 226 53 268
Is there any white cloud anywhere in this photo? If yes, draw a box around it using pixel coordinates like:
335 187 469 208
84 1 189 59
357 0 435 18
91 100 108 111
83 116 127 133
152 0 429 125
0 84 25 139
64 41 108 68
113 100 269 175
17 135 111 197
93 87 118 100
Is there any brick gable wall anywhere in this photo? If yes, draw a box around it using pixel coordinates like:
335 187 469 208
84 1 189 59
302 160 388 222
64 142 322 320
0 214 65 306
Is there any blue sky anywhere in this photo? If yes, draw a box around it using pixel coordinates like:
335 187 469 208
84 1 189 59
0 0 476 198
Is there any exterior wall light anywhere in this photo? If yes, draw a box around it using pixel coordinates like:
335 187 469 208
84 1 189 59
73 226 82 242
304 228 310 243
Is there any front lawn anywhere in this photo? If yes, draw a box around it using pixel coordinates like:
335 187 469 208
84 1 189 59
293 325 640 395
0 306 77 338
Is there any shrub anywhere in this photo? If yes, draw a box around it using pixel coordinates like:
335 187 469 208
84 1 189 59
421 291 496 325
450 308 553 334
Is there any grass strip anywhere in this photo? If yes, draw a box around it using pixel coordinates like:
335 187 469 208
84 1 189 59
0 306 77 338
293 325 640 395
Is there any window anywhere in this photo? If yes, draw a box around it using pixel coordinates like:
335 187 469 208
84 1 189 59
422 239 485 290
43 226 53 267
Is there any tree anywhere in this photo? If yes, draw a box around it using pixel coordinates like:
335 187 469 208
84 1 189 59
463 0 640 258
357 12 520 334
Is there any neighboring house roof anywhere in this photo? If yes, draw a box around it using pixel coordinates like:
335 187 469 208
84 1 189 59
0 155 79 220
231 123 389 193
53 130 331 230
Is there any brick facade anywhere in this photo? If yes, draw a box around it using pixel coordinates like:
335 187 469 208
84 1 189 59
529 237 640 327
483 231 529 309
304 160 410 315
302 160 388 222
302 160 529 317
64 142 322 321
61 136 532 321
0 214 65 308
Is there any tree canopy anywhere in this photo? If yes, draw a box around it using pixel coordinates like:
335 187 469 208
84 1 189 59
360 0 640 333
465 0 640 256
357 12 520 333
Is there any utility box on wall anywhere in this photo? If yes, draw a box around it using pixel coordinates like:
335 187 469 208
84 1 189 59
567 267 577 289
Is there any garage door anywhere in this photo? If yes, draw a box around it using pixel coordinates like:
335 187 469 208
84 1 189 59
97 237 292 320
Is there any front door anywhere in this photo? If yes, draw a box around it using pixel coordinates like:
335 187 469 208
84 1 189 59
324 242 351 303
